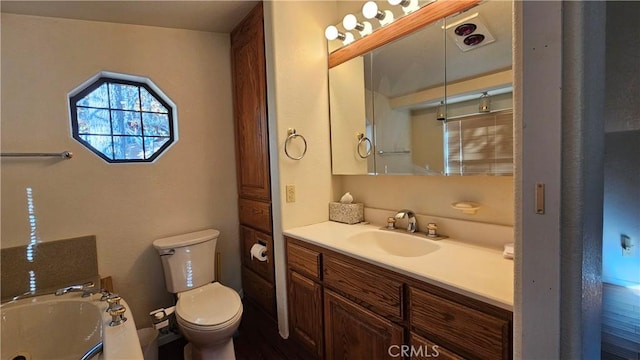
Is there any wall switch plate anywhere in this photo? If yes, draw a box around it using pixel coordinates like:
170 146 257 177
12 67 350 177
286 184 296 203
621 234 634 256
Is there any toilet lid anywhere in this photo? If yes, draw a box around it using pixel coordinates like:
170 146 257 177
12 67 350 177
176 282 241 326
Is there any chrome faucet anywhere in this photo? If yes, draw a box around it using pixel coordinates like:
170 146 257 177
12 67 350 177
394 209 417 233
55 282 108 298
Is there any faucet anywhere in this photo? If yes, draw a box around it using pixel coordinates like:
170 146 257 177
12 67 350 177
394 209 417 233
55 282 108 298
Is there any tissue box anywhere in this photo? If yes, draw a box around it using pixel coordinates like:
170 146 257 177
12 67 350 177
329 202 364 224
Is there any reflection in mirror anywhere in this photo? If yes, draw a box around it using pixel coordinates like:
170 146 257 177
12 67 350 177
328 0 513 176
368 19 446 175
443 0 514 175
329 54 374 174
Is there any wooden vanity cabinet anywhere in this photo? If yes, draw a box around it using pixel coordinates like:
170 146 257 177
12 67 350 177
286 240 324 357
285 236 513 360
324 289 404 360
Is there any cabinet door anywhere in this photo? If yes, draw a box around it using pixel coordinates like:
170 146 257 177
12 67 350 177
231 3 271 201
410 332 465 360
324 289 403 360
288 271 324 359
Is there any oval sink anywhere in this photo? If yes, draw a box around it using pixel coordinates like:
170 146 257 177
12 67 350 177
346 230 440 257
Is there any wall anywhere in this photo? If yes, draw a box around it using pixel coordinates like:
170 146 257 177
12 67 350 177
0 14 239 326
340 175 514 226
263 1 338 336
602 0 640 287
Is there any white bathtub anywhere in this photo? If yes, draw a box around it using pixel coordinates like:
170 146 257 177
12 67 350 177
1 292 143 360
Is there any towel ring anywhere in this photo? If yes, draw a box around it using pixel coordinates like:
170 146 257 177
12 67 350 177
356 133 372 159
284 128 307 160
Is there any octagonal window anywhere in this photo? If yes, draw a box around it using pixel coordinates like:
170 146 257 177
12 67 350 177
69 72 177 163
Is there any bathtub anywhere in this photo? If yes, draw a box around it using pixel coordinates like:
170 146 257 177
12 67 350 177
1 292 143 360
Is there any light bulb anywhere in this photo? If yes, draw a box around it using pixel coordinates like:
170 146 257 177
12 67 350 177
325 25 344 41
388 0 406 5
362 1 379 19
343 14 373 37
343 14 359 31
362 1 394 26
342 32 355 45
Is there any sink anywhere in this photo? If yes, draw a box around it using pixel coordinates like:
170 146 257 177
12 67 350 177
346 230 440 257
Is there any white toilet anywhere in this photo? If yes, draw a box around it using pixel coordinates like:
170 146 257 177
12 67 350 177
153 229 243 360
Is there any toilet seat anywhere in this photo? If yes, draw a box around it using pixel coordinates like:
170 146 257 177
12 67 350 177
176 282 242 331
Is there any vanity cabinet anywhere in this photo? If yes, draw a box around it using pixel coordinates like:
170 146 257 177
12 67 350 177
324 289 404 360
232 3 277 319
285 236 513 360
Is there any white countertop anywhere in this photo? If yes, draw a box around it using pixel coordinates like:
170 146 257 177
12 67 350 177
283 221 514 311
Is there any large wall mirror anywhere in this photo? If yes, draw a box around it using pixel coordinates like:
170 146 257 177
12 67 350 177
328 0 513 176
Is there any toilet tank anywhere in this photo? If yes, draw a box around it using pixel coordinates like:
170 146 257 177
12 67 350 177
152 229 220 293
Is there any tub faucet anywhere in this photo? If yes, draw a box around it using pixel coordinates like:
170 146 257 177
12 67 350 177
55 282 107 298
394 209 417 233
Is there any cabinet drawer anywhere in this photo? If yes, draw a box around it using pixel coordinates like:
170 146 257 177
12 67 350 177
409 332 465 360
410 287 510 360
239 198 272 233
242 265 275 317
287 241 321 280
240 226 274 283
324 255 403 321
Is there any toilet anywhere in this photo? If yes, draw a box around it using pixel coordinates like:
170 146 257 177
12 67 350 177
153 229 243 360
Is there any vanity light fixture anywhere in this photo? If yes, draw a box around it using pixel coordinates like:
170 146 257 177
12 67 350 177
325 25 355 45
388 0 420 15
362 1 394 27
343 14 373 37
479 92 491 113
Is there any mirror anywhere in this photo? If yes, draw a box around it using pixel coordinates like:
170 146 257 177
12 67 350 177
329 0 513 176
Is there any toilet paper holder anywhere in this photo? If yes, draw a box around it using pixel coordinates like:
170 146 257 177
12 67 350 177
250 241 269 262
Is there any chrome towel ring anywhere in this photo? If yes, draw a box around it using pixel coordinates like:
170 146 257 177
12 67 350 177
356 133 372 159
284 128 307 160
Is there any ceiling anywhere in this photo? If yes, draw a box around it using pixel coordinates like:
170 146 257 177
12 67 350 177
0 1 260 33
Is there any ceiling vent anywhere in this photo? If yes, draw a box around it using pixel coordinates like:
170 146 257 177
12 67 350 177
445 12 495 52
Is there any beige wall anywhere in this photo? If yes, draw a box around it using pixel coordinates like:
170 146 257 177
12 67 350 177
264 0 339 336
339 175 514 226
0 14 240 326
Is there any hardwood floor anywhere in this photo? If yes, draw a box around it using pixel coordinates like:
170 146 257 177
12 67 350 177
158 301 314 360
601 283 640 360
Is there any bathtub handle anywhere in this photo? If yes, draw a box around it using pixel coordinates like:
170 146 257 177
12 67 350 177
109 305 127 326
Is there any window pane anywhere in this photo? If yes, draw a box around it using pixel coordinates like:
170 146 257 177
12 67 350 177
109 83 140 110
80 135 113 159
144 137 170 159
113 136 144 160
77 108 111 134
111 110 142 136
142 113 170 136
141 87 168 113
76 83 109 108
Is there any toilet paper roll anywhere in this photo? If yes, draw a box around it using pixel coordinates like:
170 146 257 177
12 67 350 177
250 243 268 262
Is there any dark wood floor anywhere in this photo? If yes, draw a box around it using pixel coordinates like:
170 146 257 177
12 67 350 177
158 301 313 360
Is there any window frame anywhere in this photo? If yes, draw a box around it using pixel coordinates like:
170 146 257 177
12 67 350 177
68 72 178 163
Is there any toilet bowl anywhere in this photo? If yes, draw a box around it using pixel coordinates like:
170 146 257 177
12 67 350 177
153 229 243 360
176 282 243 359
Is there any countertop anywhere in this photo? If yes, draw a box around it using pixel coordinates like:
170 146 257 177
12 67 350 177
283 221 514 311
